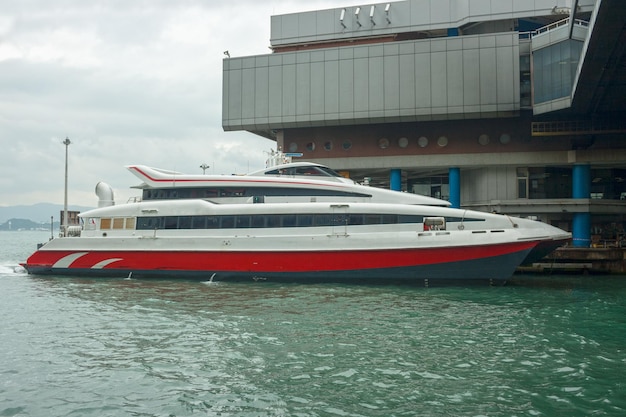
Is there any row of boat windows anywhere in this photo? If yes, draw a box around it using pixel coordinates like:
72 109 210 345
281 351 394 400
136 214 420 230
92 214 485 231
263 166 342 177
127 214 483 230
142 187 370 201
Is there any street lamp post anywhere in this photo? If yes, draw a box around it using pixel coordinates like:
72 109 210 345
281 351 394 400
200 163 210 174
62 137 71 237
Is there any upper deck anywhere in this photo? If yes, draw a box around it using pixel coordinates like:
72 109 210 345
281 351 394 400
125 161 451 207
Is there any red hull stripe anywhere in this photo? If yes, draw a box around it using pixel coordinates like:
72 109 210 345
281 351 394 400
27 241 537 273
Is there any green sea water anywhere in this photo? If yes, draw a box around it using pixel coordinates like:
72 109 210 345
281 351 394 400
1 231 625 416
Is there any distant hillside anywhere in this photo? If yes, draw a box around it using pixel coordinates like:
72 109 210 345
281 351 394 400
0 218 52 231
0 203 94 224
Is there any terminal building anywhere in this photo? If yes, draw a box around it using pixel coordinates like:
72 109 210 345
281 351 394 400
222 0 626 248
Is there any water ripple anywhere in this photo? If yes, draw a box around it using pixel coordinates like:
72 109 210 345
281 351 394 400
0 265 624 416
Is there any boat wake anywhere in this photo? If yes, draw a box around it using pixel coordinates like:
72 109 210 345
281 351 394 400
0 263 27 275
201 273 220 285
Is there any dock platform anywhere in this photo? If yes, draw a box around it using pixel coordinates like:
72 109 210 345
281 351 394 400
517 247 626 275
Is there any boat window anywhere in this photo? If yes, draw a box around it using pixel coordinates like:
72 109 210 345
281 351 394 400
297 215 314 227
83 217 90 228
251 215 266 228
178 216 192 229
445 216 484 223
164 217 178 229
294 167 321 176
282 214 297 227
142 186 370 200
398 215 423 223
220 216 235 228
125 217 136 229
112 218 125 229
314 214 334 227
101 218 112 229
191 216 207 229
236 216 251 228
84 218 97 230
332 215 348 226
348 214 364 225
228 189 245 197
206 216 219 228
317 166 343 177
364 214 381 225
265 165 344 177
137 217 162 229
381 214 396 224
266 215 281 228
134 212 428 231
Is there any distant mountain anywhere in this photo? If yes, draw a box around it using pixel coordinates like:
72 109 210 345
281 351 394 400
0 203 94 224
0 218 52 231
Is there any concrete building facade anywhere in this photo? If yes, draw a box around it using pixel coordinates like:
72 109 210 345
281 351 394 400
223 0 626 248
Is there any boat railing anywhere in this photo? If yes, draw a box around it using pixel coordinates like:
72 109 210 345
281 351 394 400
518 17 588 40
265 149 303 168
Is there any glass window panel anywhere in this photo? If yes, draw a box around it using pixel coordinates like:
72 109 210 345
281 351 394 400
178 216 192 229
236 216 251 228
191 216 206 229
267 215 281 228
348 214 364 225
206 217 219 228
220 216 235 228
314 214 333 226
297 215 313 227
251 215 265 228
282 215 297 227
164 217 178 229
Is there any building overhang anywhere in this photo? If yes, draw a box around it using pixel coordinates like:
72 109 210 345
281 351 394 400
570 0 626 115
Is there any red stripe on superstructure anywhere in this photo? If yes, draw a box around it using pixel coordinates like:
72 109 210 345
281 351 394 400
26 241 537 273
128 166 348 189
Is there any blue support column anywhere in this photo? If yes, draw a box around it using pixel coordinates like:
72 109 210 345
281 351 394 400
449 167 460 208
572 164 591 247
390 169 402 191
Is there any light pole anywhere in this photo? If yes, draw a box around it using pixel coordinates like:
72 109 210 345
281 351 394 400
62 137 71 236
200 163 210 174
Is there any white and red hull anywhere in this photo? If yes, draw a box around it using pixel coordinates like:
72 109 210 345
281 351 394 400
23 205 568 283
24 241 539 282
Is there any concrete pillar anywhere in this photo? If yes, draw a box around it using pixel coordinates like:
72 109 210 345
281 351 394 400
572 164 591 247
449 167 460 208
390 169 402 191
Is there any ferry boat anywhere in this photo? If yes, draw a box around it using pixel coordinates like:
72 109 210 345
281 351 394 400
22 154 571 283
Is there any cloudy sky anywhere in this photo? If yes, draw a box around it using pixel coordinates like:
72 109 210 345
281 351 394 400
0 0 363 208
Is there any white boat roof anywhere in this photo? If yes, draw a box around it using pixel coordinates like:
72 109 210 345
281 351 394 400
126 162 353 188
125 162 451 207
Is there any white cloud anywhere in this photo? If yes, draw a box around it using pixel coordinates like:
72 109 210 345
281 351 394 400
0 0 364 208
24 27 103 68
